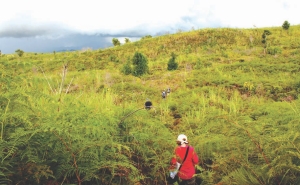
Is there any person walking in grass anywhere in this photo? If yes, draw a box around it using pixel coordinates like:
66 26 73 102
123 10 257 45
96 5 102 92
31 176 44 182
162 90 166 99
167 134 199 185
167 87 171 95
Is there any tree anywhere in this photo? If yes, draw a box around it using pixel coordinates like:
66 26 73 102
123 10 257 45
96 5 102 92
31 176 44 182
112 38 120 46
167 52 178 71
262 30 271 54
15 49 24 57
132 52 148 76
125 38 130 43
282 20 290 30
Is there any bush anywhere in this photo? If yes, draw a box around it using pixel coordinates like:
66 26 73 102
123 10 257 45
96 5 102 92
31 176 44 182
15 49 24 57
141 35 152 40
112 38 121 46
122 60 132 75
167 52 178 70
282 20 290 30
132 52 148 76
267 46 282 55
109 54 118 62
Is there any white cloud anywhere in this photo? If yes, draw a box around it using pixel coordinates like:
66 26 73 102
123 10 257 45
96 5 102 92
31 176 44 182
0 0 299 53
1 0 299 36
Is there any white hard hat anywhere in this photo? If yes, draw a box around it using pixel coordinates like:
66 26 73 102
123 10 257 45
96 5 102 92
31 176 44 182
177 134 188 145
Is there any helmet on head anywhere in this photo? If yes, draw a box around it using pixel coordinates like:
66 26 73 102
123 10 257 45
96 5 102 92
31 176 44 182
177 134 189 145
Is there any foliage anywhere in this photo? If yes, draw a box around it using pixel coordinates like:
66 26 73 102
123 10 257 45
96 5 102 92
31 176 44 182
267 46 282 55
112 38 121 46
167 52 178 71
1 24 300 185
262 30 272 48
261 30 272 55
122 60 132 75
109 54 118 62
132 52 148 77
141 35 152 40
125 38 130 43
282 20 290 30
15 49 24 57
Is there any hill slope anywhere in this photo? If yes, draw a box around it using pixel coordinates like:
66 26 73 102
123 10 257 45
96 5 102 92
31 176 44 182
0 25 300 185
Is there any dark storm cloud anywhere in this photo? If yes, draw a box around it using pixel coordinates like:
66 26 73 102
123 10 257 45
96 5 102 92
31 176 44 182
0 24 175 54
0 24 68 38
0 12 221 54
0 33 116 54
0 26 48 38
94 31 145 38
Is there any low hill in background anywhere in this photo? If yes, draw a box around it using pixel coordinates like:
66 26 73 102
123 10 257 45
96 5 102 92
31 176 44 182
0 25 300 185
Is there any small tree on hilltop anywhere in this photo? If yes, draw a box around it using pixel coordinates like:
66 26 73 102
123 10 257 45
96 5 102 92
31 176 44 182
132 52 148 77
167 52 178 71
125 38 130 44
112 38 121 46
282 20 290 32
15 49 24 57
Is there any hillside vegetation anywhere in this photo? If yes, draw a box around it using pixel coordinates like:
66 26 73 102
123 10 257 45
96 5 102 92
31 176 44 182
0 25 300 185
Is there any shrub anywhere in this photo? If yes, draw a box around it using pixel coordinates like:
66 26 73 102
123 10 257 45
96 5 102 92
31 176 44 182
15 49 24 57
282 20 290 30
267 46 282 55
112 38 121 46
132 52 148 76
262 30 272 48
141 35 152 40
125 38 130 43
167 52 178 70
109 54 117 62
122 60 132 75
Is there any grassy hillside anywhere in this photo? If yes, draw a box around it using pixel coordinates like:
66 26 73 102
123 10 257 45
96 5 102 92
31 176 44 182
0 25 300 185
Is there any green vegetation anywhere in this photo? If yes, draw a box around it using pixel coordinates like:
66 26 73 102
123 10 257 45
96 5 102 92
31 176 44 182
132 52 149 77
167 52 178 71
125 38 130 43
262 30 272 54
282 20 290 30
1 24 300 185
112 38 121 46
141 35 152 40
121 59 132 75
15 49 24 57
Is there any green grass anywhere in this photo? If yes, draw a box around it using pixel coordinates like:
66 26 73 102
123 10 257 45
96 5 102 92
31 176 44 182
0 25 300 185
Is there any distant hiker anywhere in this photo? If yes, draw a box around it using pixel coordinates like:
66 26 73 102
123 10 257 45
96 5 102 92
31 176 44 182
145 99 152 110
167 87 171 95
162 90 166 99
167 134 199 185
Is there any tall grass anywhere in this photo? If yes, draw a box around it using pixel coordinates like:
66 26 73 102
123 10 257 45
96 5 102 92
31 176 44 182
1 25 300 184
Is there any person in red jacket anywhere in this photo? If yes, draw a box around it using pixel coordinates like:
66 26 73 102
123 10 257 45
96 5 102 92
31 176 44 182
167 134 199 185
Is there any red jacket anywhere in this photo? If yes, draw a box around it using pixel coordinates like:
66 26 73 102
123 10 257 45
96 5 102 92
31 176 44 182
171 145 199 180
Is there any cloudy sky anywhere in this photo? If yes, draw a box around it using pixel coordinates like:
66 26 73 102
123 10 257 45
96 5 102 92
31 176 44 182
0 0 299 54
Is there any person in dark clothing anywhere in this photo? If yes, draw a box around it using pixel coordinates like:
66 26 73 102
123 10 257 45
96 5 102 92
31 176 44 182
162 90 166 99
167 87 171 95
